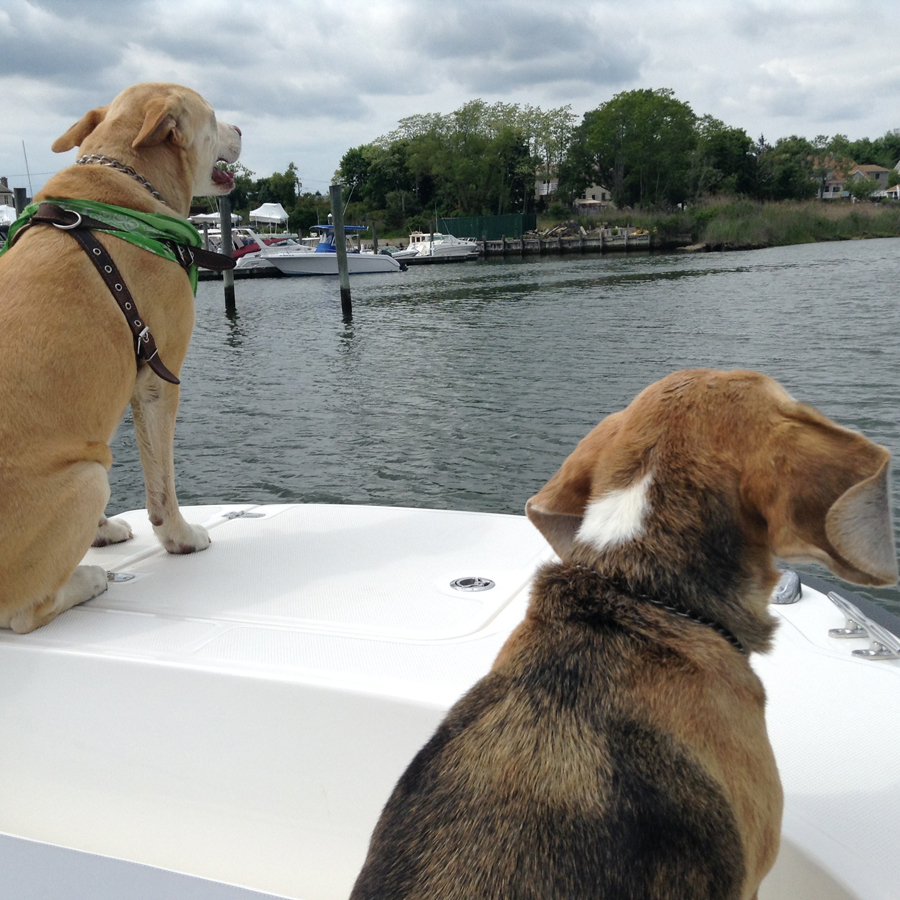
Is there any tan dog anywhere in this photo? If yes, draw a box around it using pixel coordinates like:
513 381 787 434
351 369 897 900
0 83 241 633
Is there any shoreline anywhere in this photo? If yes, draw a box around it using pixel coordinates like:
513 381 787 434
198 228 899 279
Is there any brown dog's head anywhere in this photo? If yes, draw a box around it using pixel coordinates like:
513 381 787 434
527 369 897 592
50 82 241 214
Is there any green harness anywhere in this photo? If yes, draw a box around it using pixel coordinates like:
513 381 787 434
1 198 208 293
1 198 234 383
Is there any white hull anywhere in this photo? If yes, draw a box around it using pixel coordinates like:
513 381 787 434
264 251 401 276
234 253 278 269
393 233 479 264
1 503 898 899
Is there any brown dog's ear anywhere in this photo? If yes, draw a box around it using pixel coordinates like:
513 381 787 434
525 417 622 557
51 106 109 152
133 97 187 149
759 417 898 586
525 487 587 558
824 454 897 584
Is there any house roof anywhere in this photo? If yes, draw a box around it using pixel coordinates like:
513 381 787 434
852 164 891 174
813 156 855 182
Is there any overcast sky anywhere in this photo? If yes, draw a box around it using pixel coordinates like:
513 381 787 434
2 0 899 200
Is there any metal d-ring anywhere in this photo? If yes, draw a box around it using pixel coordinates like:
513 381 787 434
52 210 83 230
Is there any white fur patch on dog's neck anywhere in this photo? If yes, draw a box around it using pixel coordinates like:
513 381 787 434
576 472 653 552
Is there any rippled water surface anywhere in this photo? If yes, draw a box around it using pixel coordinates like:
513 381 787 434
108 239 900 612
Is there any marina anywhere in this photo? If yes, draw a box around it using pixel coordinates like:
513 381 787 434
196 225 656 280
122 238 900 616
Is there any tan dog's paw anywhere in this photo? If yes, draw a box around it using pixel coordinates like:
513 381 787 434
10 565 108 633
92 515 134 547
154 520 211 555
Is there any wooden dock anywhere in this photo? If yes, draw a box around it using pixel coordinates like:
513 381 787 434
480 228 651 256
197 229 653 280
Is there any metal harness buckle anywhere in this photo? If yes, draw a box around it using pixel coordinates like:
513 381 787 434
51 209 83 231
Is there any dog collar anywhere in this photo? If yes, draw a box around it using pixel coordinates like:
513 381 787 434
76 154 168 207
571 565 747 655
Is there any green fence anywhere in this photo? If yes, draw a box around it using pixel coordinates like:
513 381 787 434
438 213 537 241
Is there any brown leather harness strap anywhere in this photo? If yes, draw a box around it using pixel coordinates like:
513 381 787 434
69 227 182 384
22 203 236 385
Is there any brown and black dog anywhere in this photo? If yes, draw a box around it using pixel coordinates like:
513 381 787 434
350 369 897 900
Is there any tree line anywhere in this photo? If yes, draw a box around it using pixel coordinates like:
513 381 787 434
225 88 900 232
559 88 900 208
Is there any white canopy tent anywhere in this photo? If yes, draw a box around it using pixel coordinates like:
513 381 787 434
0 205 17 226
249 202 289 229
188 212 241 226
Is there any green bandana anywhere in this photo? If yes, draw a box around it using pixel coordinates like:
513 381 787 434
0 198 204 293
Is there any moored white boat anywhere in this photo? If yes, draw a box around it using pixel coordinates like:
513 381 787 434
235 235 312 269
262 226 402 276
195 225 309 270
0 502 898 899
392 231 479 264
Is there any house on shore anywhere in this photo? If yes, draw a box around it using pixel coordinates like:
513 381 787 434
817 157 852 199
816 158 894 199
848 164 892 191
535 176 559 201
574 183 613 215
0 177 14 209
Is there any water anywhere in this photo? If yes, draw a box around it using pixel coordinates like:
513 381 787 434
108 238 900 613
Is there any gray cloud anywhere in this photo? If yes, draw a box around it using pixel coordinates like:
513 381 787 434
0 3 127 81
411 3 643 93
2 0 899 196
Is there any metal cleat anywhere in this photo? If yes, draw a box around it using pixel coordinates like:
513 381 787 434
828 591 870 638
827 591 900 658
852 619 900 660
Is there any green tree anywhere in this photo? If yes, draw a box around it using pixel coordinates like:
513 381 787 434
346 99 566 222
846 176 880 201
255 162 301 208
338 147 371 196
559 88 698 207
879 129 900 168
692 116 755 198
755 136 818 201
225 162 256 211
289 192 328 234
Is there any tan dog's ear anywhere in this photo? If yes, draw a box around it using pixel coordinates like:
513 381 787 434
757 417 897 586
51 106 109 152
133 97 188 149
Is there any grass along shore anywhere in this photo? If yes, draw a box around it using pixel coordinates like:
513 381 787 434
555 198 900 251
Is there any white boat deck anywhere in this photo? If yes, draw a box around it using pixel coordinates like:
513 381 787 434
0 504 898 899
0 504 551 899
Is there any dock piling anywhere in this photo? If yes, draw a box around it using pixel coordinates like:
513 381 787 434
218 196 236 313
330 184 352 321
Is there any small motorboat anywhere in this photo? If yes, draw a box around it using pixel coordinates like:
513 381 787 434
0 502 898 899
234 229 314 270
392 231 479 264
193 226 310 271
262 226 402 276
